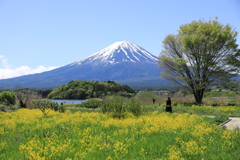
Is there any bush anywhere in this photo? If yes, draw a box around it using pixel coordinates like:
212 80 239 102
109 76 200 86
32 99 66 115
77 99 102 109
101 95 144 118
19 100 27 108
0 91 16 106
51 101 66 113
126 98 143 116
101 95 126 118
58 105 66 113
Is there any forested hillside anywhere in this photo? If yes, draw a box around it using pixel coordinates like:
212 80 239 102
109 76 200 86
47 80 135 99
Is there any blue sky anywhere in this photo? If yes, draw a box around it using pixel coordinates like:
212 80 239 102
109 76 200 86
0 0 239 79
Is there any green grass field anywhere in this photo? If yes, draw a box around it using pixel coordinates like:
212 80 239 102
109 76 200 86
1 102 240 159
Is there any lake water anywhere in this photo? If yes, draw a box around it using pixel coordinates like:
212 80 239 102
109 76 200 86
52 100 84 104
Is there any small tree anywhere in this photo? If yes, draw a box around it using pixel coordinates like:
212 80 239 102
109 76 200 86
15 89 41 108
158 19 240 103
0 91 16 105
32 99 65 116
0 91 16 112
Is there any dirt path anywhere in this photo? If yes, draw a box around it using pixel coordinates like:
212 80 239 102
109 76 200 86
221 117 240 130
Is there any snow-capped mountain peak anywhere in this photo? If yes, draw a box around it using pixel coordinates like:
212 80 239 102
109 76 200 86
72 40 158 66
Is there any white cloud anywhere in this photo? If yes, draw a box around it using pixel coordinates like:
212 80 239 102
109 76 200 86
0 55 11 69
0 55 58 79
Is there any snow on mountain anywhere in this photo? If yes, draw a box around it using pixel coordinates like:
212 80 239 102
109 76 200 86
71 40 158 66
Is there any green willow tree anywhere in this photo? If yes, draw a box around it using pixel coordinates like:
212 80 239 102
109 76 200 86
158 19 240 103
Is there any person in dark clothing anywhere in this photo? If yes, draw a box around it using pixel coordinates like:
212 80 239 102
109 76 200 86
166 97 172 113
152 98 155 104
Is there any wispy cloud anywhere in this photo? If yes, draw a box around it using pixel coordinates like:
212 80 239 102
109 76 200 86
0 55 58 79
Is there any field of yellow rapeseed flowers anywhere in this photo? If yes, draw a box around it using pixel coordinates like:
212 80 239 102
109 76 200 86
1 108 240 159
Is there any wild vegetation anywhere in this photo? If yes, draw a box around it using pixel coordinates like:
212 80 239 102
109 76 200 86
32 99 66 115
0 89 66 114
15 89 42 108
47 80 135 99
1 105 240 159
1 88 240 159
77 98 102 109
0 91 16 112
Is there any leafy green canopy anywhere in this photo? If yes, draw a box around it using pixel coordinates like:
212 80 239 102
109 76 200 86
47 80 135 99
158 19 240 103
0 91 16 106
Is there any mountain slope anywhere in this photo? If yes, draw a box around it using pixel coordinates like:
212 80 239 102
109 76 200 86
72 40 158 66
1 41 167 90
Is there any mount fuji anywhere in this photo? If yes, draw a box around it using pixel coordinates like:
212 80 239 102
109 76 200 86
1 41 169 90
73 40 158 66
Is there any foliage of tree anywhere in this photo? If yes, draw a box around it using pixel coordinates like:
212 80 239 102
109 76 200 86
37 89 53 98
0 91 16 105
47 80 136 99
158 19 240 103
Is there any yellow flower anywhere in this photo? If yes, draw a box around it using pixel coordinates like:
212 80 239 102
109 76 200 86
106 156 112 160
167 145 184 160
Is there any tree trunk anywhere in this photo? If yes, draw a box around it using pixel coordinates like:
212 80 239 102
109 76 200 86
193 89 204 104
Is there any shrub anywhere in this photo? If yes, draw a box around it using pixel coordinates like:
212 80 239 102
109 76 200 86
126 98 143 116
32 99 65 115
101 95 144 118
227 100 237 106
0 91 16 106
58 104 66 113
77 99 102 109
101 95 126 118
19 100 27 108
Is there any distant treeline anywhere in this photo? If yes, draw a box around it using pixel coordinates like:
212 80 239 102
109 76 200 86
47 80 136 99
